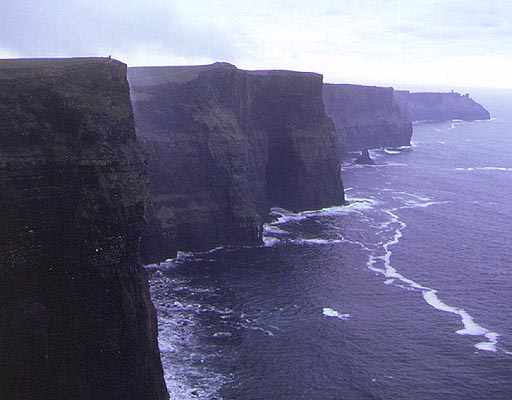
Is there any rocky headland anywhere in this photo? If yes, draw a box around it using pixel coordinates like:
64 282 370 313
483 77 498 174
322 83 412 156
394 90 491 122
0 58 168 400
129 63 344 263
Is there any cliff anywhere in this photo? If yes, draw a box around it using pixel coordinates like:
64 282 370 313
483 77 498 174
323 84 413 155
0 58 168 400
394 90 491 122
129 63 344 262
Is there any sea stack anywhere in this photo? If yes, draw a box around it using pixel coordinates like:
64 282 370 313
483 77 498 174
0 58 168 400
129 63 344 263
355 149 374 165
323 83 413 157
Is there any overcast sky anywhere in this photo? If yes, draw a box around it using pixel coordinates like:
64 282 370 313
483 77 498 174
1 0 511 89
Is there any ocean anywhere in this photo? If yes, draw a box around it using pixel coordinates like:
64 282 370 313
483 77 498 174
148 90 512 400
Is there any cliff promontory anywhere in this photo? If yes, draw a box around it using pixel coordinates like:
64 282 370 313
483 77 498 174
394 91 491 121
129 63 344 262
323 84 412 155
0 58 168 400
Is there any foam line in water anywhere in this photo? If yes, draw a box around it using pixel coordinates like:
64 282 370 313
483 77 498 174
323 307 351 320
362 202 501 353
265 191 503 354
264 225 289 235
263 202 378 248
403 200 451 209
290 238 345 245
456 167 512 172
422 291 499 352
263 236 280 247
267 199 379 227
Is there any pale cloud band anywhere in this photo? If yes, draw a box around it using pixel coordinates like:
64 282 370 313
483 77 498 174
1 0 511 89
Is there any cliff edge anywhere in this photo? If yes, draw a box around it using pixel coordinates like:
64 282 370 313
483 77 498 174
0 58 168 400
394 91 491 122
129 63 344 262
323 83 412 155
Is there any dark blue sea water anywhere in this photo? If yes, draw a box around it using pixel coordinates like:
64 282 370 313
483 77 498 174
148 90 512 400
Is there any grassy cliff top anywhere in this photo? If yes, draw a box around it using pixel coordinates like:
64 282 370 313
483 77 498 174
0 57 125 77
128 62 237 86
128 62 322 87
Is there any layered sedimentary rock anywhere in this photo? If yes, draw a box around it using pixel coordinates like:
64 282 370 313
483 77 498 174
129 63 344 262
0 58 168 400
323 84 413 155
394 91 491 121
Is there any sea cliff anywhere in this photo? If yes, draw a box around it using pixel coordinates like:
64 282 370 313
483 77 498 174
0 58 168 400
394 90 491 122
323 83 412 155
129 63 344 262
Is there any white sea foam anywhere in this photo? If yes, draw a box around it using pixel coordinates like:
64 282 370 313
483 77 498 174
323 307 351 320
263 236 280 247
268 208 308 225
264 225 289 235
456 166 512 172
356 196 502 353
151 279 232 399
422 290 499 352
212 332 233 338
263 202 378 248
290 238 344 245
264 188 503 354
403 200 451 209
413 120 434 124
267 199 379 227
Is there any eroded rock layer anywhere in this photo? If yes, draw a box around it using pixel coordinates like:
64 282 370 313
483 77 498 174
129 63 344 262
323 83 413 155
0 58 168 400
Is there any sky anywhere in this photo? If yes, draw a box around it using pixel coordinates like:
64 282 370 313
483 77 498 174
1 0 511 89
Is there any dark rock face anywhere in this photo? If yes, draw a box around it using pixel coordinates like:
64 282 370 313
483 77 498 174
394 90 491 122
129 63 344 262
0 58 168 400
323 84 413 155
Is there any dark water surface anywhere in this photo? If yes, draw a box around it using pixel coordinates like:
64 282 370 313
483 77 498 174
148 91 512 399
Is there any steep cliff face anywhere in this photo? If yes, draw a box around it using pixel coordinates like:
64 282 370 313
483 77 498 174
129 63 343 262
394 90 491 121
246 70 343 213
0 58 168 400
323 84 413 155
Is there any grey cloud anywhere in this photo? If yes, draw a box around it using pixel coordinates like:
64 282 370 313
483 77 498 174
391 0 512 56
0 0 246 61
